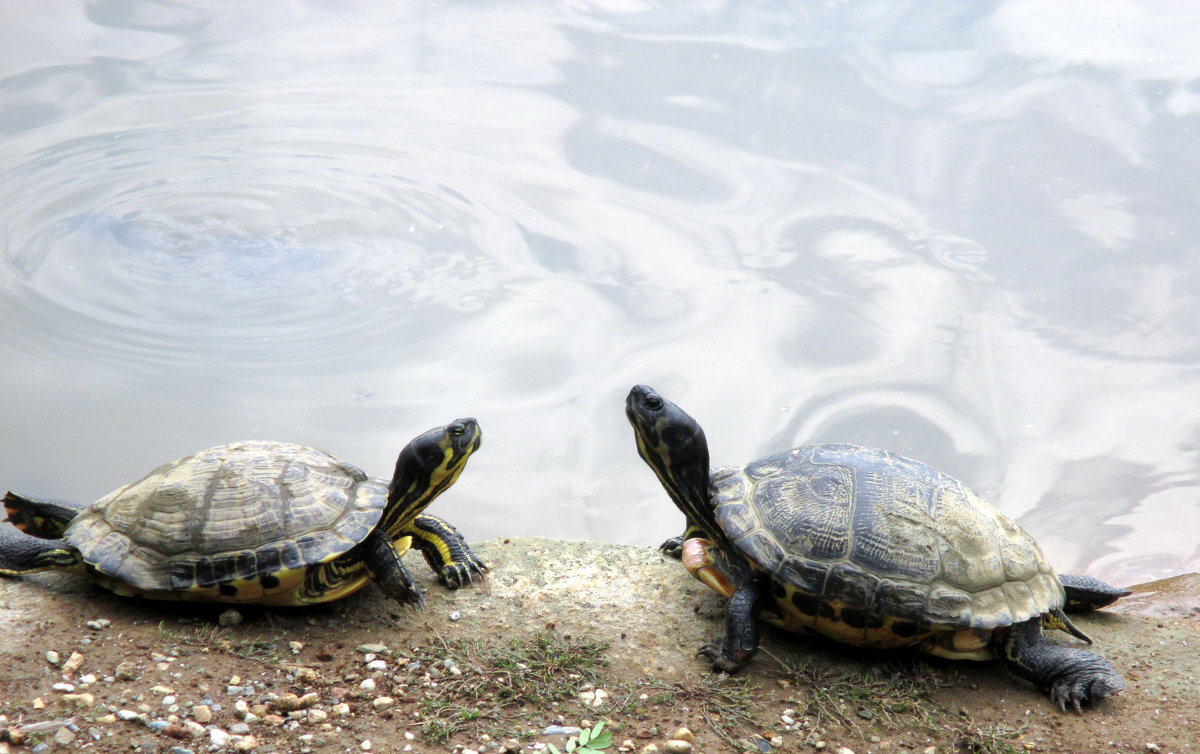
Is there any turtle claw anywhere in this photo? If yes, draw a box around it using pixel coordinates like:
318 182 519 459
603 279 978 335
1049 669 1126 712
698 639 753 673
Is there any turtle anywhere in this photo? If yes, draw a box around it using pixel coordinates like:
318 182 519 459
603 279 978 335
0 418 486 607
625 385 1130 710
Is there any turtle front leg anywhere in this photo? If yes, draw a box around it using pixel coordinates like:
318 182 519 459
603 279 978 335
997 616 1125 711
410 514 487 589
700 577 763 673
361 530 425 607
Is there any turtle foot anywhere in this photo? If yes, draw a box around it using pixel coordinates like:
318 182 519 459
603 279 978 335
659 536 684 559
698 640 753 673
437 556 488 590
1049 663 1126 712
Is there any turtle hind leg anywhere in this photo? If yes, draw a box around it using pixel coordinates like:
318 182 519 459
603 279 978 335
0 526 84 575
410 514 487 589
4 492 85 538
1058 573 1131 611
997 617 1125 711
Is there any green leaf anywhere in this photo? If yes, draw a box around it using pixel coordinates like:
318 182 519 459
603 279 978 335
548 746 562 754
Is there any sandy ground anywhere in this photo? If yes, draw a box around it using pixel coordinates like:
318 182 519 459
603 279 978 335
0 538 1196 753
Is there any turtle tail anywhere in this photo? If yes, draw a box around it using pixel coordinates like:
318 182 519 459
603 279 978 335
4 492 85 538
0 524 84 575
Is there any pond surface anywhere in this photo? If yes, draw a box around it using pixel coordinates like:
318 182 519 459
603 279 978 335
2 1 1197 587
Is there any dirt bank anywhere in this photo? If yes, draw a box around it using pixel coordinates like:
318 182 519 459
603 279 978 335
0 539 1195 753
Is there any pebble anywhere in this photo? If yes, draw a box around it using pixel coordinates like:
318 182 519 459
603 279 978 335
209 728 232 747
230 723 251 735
359 678 377 692
233 735 258 752
332 703 351 717
61 652 85 675
168 748 196 754
117 710 147 724
147 721 172 732
1146 746 1161 753
449 610 462 621
115 661 138 681
373 697 395 710
85 618 111 630
289 641 304 654
51 683 75 693
357 644 388 654
218 608 243 626
53 727 76 746
307 709 328 724
191 705 212 723
543 726 583 737
663 741 692 754
79 674 97 685
367 660 388 671
641 745 659 754
226 685 255 696
836 748 857 754
61 693 95 706
361 740 372 751
183 721 205 738
674 728 695 742
45 650 60 666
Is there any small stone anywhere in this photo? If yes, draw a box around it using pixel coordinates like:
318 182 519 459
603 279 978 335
543 726 583 737
359 678 376 692
218 608 243 626
815 743 827 751
641 745 659 754
233 734 258 752
674 728 695 742
1146 746 1162 753
372 697 395 710
331 703 351 717
234 700 251 715
53 727 76 746
51 682 75 693
781 714 795 725
191 705 212 723
45 650 61 666
61 693 96 707
289 641 304 654
361 740 372 751
86 619 111 630
117 710 148 724
356 644 388 654
366 659 388 671
663 741 692 754
230 722 251 735
836 748 857 754
449 610 461 621
96 714 118 725
147 721 172 732
293 667 318 682
115 662 138 681
307 709 328 724
857 708 873 720
184 721 206 738
61 651 85 675
209 728 232 747
78 674 97 685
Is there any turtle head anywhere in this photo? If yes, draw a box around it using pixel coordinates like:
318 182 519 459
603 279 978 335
625 385 716 530
381 418 481 536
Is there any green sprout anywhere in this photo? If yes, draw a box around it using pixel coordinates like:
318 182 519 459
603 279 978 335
548 722 613 754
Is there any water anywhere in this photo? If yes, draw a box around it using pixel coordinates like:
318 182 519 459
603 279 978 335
1 1 1197 588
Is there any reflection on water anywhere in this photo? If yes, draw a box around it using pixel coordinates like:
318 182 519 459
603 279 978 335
1 1 1197 587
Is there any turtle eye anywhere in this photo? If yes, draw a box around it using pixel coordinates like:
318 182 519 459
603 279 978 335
448 424 466 438
645 395 664 411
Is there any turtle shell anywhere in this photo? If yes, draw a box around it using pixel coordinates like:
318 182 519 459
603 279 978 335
712 444 1062 646
63 441 387 596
